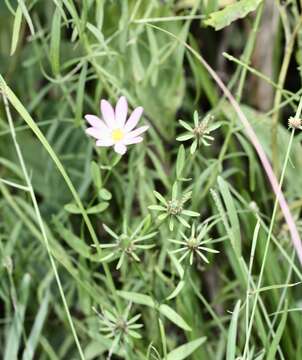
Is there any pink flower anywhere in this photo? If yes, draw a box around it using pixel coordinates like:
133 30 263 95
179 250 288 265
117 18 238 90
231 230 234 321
85 96 148 155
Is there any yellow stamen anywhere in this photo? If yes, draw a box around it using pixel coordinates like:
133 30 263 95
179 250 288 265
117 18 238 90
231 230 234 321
111 129 124 142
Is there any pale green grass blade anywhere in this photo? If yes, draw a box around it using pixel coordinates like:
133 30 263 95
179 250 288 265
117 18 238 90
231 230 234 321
50 7 61 75
217 176 241 255
267 302 288 360
75 63 87 126
22 291 50 360
159 304 191 332
17 0 34 35
166 337 207 360
4 274 31 360
226 300 241 360
10 5 22 55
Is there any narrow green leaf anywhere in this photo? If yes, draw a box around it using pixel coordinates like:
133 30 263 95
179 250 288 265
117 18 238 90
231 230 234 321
146 26 159 86
179 120 193 131
169 253 184 278
166 337 207 360
153 191 167 205
117 291 155 308
5 274 31 360
87 202 109 214
54 220 92 258
50 8 61 75
18 0 35 35
76 63 87 125
158 319 167 359
172 182 178 200
10 5 23 55
148 205 166 211
176 145 186 179
22 291 50 360
236 133 256 191
159 304 191 331
131 40 145 82
86 22 105 45
267 301 288 360
181 210 200 217
40 337 60 360
190 140 198 154
166 280 185 300
176 133 194 141
147 149 170 189
254 352 265 360
52 0 68 22
217 176 241 255
91 161 102 189
64 201 108 214
226 300 241 360
95 0 104 28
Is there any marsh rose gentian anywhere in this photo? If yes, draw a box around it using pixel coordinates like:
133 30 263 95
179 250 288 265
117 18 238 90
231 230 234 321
85 97 148 155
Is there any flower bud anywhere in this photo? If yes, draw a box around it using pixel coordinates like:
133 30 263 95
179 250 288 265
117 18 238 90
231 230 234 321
288 116 302 129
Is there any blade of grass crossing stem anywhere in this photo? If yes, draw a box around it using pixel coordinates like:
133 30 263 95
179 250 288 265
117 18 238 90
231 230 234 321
4 274 31 360
227 300 241 360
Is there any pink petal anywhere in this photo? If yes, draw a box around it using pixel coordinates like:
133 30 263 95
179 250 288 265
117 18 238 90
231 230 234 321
96 139 114 147
85 115 107 130
114 143 127 155
115 96 128 127
124 136 143 145
100 100 115 128
86 127 102 139
126 125 149 138
124 107 144 132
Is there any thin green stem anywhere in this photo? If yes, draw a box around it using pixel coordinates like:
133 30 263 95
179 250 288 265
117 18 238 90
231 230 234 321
132 14 206 23
223 52 296 101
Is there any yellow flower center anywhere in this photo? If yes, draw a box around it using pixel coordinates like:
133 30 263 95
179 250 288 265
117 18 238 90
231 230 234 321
111 129 124 142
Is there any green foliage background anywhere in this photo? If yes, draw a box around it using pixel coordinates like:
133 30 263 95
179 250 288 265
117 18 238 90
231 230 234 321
1 0 302 359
